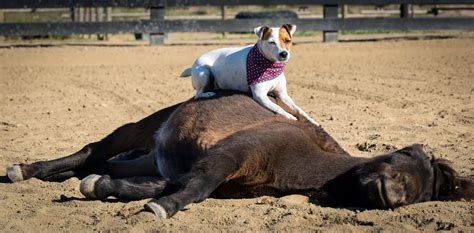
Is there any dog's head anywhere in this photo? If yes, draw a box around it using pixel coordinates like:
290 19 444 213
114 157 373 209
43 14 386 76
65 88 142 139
254 24 296 62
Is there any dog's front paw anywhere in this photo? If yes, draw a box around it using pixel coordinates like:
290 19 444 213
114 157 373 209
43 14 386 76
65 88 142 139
308 118 320 126
284 114 298 121
195 92 216 99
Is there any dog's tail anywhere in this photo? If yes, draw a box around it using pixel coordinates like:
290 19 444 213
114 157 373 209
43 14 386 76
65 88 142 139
180 68 192 78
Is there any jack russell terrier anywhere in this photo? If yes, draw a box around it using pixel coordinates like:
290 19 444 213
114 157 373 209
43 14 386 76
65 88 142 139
180 24 319 126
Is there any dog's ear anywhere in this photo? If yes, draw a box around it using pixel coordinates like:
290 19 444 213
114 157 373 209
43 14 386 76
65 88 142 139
281 24 297 37
254 26 270 39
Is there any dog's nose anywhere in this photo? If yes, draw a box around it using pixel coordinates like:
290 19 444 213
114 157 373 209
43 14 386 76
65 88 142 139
279 51 288 59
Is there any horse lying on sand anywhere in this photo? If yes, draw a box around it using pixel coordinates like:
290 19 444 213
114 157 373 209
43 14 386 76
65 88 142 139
6 91 473 219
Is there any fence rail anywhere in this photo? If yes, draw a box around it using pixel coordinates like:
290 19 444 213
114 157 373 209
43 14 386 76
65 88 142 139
1 0 473 8
1 0 473 44
1 18 472 36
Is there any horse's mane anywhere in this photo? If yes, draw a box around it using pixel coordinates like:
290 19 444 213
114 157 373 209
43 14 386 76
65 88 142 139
431 158 473 201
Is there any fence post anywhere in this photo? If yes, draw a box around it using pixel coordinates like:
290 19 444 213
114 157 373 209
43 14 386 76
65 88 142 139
221 5 228 37
96 7 103 40
150 6 167 45
342 5 348 19
400 4 409 18
85 8 91 39
104 7 112 40
323 4 338 43
0 10 4 23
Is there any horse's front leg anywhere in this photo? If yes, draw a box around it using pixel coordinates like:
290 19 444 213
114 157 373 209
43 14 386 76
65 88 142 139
144 149 245 219
6 102 181 182
78 150 164 200
80 175 167 201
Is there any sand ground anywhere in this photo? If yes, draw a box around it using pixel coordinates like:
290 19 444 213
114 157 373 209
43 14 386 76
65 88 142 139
0 37 473 231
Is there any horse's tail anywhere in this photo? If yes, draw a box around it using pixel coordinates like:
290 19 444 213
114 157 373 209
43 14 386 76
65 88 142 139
180 68 192 78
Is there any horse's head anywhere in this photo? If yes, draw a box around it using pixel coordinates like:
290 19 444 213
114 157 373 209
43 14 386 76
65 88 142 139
323 144 473 209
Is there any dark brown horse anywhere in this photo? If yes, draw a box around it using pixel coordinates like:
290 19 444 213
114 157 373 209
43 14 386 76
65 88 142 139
6 92 473 219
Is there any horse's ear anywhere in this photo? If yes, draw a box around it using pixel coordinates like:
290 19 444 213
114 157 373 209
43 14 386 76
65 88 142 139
397 144 425 157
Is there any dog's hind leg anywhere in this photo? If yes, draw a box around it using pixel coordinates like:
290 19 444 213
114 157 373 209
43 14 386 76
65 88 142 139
192 65 216 99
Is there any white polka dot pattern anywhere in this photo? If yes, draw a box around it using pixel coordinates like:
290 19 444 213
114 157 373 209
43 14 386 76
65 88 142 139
246 44 286 86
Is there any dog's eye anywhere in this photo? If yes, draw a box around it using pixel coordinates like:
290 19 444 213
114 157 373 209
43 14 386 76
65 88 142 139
269 41 276 45
285 39 291 43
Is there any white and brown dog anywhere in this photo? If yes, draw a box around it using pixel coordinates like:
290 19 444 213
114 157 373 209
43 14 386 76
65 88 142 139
180 24 319 125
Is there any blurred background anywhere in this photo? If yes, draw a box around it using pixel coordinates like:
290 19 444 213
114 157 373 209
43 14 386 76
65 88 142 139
1 2 473 45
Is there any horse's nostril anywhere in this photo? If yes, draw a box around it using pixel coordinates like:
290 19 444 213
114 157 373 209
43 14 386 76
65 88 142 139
280 51 288 58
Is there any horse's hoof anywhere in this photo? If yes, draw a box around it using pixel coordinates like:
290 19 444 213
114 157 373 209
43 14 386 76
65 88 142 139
80 174 102 199
144 201 168 219
6 165 24 182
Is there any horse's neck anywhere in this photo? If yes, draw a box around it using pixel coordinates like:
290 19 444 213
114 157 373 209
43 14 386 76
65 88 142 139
278 151 368 191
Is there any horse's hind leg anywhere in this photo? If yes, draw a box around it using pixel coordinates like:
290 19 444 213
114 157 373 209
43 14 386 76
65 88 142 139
6 102 181 182
6 123 149 183
6 146 94 182
106 150 159 179
80 175 167 201
36 149 155 182
6 122 141 182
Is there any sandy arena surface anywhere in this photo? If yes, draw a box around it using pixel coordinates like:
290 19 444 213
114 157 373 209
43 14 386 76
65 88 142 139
0 37 473 231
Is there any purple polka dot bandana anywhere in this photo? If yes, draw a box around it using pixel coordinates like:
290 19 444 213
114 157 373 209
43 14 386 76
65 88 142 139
246 44 287 86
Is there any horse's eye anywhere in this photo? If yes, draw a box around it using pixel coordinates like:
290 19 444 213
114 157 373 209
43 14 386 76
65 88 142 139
285 39 291 43
399 150 413 157
392 172 401 180
269 41 276 45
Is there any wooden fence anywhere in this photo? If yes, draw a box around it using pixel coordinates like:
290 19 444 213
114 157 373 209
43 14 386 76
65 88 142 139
0 0 473 44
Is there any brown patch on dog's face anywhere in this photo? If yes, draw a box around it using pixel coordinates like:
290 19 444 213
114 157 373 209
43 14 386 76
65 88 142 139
279 26 292 50
261 27 272 40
